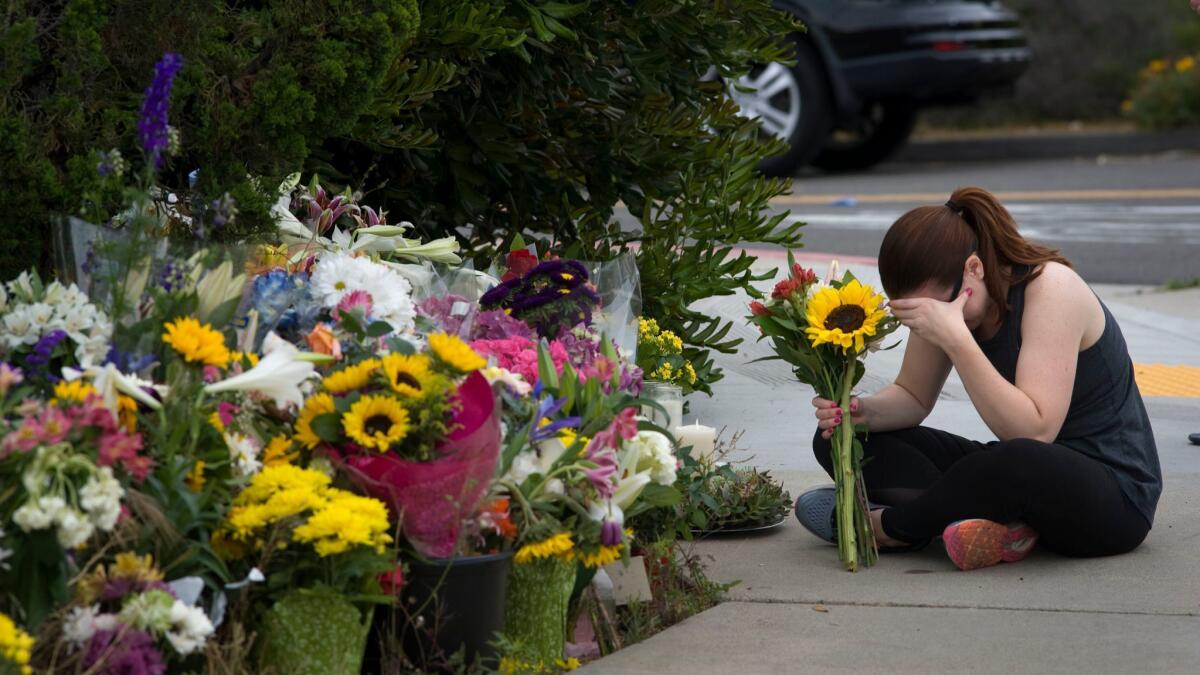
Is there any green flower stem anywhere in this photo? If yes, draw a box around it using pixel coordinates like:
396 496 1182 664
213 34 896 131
833 360 878 571
501 479 538 526
835 362 858 571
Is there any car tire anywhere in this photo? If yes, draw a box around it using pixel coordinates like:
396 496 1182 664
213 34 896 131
810 101 917 173
729 42 833 178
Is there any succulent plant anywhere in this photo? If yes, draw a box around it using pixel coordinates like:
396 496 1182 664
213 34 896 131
693 467 791 530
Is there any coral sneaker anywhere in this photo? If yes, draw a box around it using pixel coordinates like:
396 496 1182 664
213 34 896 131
942 519 1038 571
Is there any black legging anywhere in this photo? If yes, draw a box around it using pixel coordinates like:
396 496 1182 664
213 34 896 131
812 427 1150 557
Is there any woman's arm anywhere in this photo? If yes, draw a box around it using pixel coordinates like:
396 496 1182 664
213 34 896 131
944 266 1086 442
813 329 951 438
866 331 953 432
890 263 1089 443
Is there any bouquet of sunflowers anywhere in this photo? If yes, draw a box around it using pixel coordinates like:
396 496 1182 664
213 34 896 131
747 256 899 571
294 332 500 559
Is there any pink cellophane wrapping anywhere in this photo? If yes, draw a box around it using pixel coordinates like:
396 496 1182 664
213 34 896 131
342 371 500 558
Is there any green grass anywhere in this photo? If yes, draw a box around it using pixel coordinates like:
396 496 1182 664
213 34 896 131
1163 277 1200 291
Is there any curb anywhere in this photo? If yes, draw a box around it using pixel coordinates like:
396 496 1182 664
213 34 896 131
892 128 1200 164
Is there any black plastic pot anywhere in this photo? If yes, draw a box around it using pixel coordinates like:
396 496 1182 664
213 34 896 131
366 551 512 673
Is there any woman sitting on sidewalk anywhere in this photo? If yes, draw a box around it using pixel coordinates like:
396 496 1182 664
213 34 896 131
795 186 1162 571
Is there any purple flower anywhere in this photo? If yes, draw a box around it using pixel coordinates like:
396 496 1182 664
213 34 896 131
85 627 167 675
528 395 581 443
600 518 624 546
157 260 187 292
138 52 184 169
480 259 600 339
23 329 69 375
103 347 157 375
471 309 536 340
583 442 619 499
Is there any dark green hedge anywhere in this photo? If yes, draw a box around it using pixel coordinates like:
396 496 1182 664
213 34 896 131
1 0 802 393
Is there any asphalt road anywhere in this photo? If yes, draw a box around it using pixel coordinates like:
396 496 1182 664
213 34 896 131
778 152 1200 286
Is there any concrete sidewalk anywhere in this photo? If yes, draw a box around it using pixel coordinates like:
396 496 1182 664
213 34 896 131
581 254 1200 674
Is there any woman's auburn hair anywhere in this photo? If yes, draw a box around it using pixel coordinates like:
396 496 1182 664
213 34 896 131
878 186 1072 319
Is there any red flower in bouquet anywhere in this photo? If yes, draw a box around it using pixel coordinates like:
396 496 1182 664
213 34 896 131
379 564 406 596
502 249 540 282
791 264 818 285
749 300 771 317
772 278 804 300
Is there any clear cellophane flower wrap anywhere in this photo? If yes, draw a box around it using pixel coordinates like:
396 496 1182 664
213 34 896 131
339 371 501 559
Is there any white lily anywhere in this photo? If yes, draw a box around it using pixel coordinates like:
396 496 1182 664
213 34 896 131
194 260 246 322
63 364 164 418
203 332 314 409
613 471 653 512
390 235 462 264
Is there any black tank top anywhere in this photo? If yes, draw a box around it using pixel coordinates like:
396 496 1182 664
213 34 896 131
976 267 1162 525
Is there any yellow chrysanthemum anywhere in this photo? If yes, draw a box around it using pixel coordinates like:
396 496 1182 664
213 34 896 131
186 461 206 493
514 532 575 564
1177 56 1196 73
235 463 331 506
804 279 887 354
209 411 226 434
0 611 34 675
292 491 393 556
380 353 436 398
321 358 380 394
113 552 162 581
577 544 624 569
52 379 98 404
162 317 231 368
117 394 138 432
262 434 299 467
1149 58 1168 73
294 393 336 449
342 395 410 451
230 351 261 367
427 332 486 373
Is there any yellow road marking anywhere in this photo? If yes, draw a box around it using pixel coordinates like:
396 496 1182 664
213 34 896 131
1133 364 1200 398
772 188 1200 206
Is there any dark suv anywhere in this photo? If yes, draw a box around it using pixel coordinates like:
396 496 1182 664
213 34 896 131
731 0 1031 175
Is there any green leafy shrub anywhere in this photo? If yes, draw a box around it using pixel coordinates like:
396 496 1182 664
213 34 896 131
3 0 802 393
0 0 423 275
1124 55 1200 129
328 1 804 394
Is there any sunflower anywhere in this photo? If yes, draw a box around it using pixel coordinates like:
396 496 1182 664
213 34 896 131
804 279 887 354
321 358 380 394
380 353 437 398
576 544 624 569
162 317 231 368
427 332 486 374
513 532 575 564
343 395 410 452
294 393 336 449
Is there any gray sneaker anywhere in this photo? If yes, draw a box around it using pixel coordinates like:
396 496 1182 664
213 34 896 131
794 486 837 543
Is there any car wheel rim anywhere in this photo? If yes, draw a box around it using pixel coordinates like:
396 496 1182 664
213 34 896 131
730 62 802 141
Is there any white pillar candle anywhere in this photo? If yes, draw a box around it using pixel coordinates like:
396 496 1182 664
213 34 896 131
673 420 716 462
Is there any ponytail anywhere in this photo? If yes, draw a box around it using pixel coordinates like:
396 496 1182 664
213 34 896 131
879 186 1071 319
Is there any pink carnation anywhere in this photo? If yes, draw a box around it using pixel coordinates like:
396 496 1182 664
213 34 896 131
470 337 569 385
